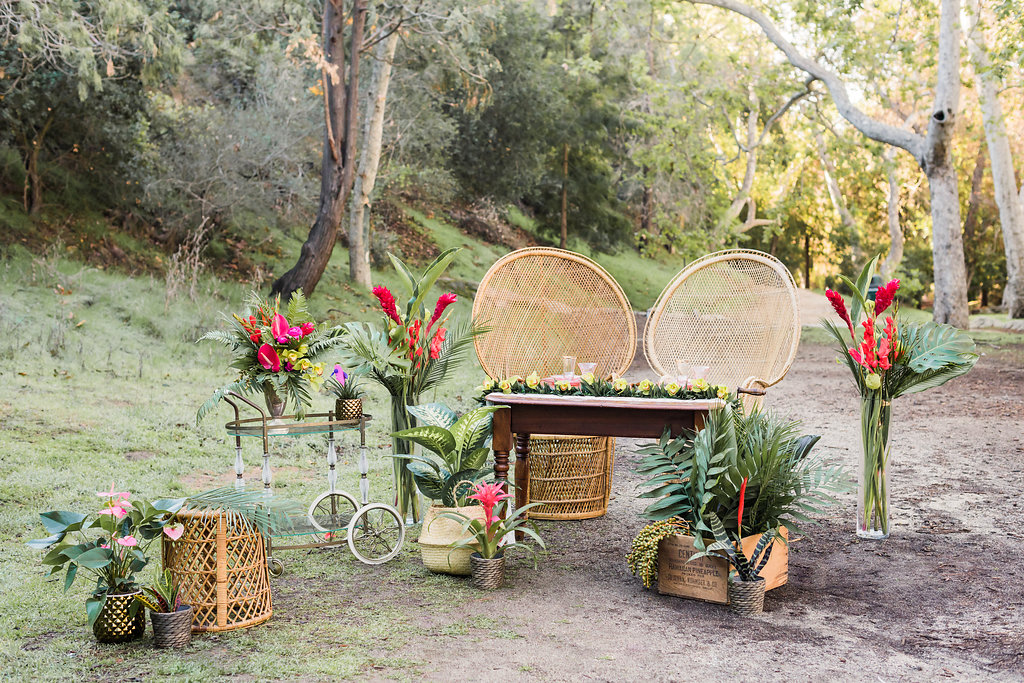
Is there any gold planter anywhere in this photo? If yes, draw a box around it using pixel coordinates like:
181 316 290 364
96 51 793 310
92 591 146 644
335 398 363 421
418 504 486 576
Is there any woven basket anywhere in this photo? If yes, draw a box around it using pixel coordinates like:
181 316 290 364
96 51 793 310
335 399 362 421
92 591 146 644
524 435 614 520
470 552 505 590
419 504 486 576
162 508 272 633
729 577 766 616
151 606 193 648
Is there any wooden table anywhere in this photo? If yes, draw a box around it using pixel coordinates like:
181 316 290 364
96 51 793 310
484 393 726 517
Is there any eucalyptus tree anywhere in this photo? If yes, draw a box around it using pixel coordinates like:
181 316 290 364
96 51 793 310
679 0 972 327
962 0 1024 317
0 0 182 213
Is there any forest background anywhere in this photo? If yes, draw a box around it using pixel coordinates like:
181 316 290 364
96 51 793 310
2 0 1023 324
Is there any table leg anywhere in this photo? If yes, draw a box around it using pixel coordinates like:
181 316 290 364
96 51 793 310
514 433 530 541
492 406 511 491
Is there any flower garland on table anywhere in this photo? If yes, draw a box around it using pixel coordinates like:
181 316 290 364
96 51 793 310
476 372 731 402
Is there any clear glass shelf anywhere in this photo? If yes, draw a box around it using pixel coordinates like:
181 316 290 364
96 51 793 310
273 512 350 539
225 412 372 438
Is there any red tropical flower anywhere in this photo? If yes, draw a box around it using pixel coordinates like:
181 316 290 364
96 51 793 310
874 279 900 316
826 289 855 337
427 293 457 332
429 327 446 359
372 286 402 325
468 481 513 530
249 330 262 343
271 314 289 343
737 477 748 531
257 343 281 372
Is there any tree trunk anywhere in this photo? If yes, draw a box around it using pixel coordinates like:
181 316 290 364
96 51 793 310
880 148 905 279
686 0 970 327
961 146 987 292
560 143 569 250
815 131 859 255
348 29 399 290
803 230 811 289
963 0 1024 317
271 0 367 299
22 114 54 215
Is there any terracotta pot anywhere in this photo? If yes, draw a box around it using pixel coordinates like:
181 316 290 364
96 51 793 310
418 504 487 576
151 605 193 648
92 591 146 644
470 552 505 590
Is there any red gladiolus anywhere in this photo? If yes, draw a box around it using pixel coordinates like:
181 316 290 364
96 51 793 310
257 343 281 372
826 289 855 337
737 477 748 531
372 286 402 325
427 293 457 332
875 279 900 316
429 327 446 359
271 314 289 342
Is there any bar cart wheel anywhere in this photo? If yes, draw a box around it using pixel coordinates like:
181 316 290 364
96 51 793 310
308 491 359 542
268 557 285 578
347 503 405 565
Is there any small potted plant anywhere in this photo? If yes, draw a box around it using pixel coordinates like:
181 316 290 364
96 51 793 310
439 482 545 590
390 403 498 575
325 365 365 421
28 484 186 643
137 569 192 648
690 479 777 616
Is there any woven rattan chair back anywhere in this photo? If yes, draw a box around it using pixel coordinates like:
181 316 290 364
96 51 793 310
644 249 800 399
473 247 636 379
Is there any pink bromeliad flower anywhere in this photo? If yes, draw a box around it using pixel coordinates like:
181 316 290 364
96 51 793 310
874 279 901 316
372 286 402 325
467 482 513 529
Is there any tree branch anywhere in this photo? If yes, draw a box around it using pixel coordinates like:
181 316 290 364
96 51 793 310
686 0 926 160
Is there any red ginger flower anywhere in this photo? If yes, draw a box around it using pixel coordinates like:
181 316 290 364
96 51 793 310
875 279 900 316
427 293 457 332
737 476 748 533
429 327 446 360
372 286 402 325
468 481 513 530
826 289 855 337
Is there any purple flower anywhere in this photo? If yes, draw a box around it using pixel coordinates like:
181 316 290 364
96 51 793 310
287 326 303 339
284 361 294 372
331 365 348 384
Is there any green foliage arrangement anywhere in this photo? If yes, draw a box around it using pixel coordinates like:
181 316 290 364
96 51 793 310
135 569 183 614
477 373 729 402
389 403 497 507
691 512 777 583
634 406 848 539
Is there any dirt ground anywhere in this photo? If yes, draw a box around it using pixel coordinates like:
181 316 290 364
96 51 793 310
366 340 1024 682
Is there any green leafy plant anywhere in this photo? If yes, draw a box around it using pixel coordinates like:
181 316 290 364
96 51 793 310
437 482 546 562
635 405 848 539
136 569 182 613
389 403 498 507
691 512 776 583
324 366 365 400
28 484 186 626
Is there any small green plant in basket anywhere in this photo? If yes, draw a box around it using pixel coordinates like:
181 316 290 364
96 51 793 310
325 366 365 400
136 569 183 614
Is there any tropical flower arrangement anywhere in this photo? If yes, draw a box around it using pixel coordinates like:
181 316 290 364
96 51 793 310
822 255 978 539
476 373 730 402
338 248 483 523
196 290 345 421
28 483 186 627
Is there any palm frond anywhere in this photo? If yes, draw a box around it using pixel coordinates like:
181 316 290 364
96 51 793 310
196 378 251 424
184 487 302 536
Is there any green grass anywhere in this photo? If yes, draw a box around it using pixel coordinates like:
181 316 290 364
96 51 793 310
0 246 495 681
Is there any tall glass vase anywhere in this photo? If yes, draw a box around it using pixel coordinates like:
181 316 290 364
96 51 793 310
390 388 422 525
858 394 891 540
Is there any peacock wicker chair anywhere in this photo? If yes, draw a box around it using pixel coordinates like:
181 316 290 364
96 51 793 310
643 249 800 409
473 247 636 519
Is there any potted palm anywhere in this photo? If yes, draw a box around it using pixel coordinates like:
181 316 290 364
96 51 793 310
137 569 192 648
390 403 498 575
438 482 546 590
28 484 186 643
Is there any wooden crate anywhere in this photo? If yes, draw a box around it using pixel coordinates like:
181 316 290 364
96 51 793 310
656 527 789 604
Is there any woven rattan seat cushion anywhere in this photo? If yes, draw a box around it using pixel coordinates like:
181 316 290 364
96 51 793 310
472 247 636 379
644 249 800 393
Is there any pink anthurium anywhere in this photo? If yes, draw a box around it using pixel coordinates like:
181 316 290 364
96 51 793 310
116 535 138 547
271 313 289 341
163 524 184 541
257 343 281 372
98 506 127 519
97 482 130 500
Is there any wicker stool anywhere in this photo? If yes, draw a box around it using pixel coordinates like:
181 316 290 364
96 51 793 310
162 508 273 632
524 435 614 520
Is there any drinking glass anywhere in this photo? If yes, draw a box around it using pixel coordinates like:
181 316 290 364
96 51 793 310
578 362 597 377
691 365 710 381
562 355 577 379
676 360 691 386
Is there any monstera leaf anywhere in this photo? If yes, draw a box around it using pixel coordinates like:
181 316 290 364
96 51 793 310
905 321 977 372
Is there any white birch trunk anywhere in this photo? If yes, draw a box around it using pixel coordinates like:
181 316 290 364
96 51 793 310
348 30 400 290
963 1 1024 317
881 148 904 279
